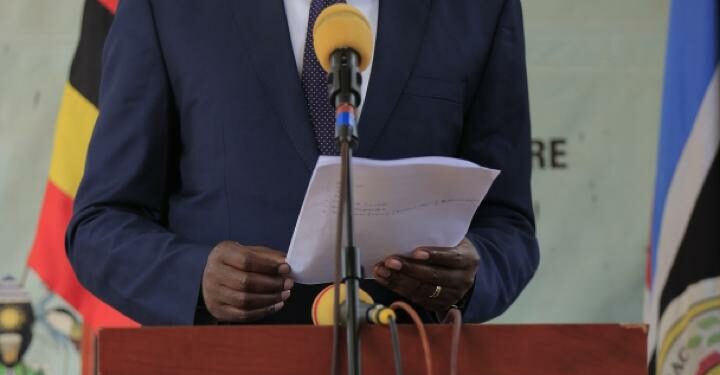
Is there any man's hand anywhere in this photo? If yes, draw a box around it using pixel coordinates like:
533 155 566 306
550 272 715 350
373 238 479 311
202 241 293 322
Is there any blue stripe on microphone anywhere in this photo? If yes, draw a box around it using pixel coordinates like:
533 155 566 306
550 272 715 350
336 111 355 127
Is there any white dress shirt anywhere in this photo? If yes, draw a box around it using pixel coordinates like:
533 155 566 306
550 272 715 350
284 0 379 115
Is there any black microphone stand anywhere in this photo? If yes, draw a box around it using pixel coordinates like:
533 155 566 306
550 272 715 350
328 47 364 375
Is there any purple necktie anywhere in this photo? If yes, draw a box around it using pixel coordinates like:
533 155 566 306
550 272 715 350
301 0 346 155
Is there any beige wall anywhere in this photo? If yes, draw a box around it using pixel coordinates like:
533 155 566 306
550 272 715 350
1 1 85 373
495 0 667 323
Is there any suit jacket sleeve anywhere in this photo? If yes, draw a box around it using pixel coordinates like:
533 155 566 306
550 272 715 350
460 0 540 322
65 0 211 325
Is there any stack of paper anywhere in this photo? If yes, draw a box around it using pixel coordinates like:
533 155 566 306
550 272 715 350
287 156 500 284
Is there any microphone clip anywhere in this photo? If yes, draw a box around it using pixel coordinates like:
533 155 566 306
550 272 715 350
328 48 363 110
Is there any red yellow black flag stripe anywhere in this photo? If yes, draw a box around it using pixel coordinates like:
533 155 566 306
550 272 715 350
27 0 135 332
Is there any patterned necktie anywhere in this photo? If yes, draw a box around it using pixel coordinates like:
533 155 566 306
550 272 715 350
301 0 346 155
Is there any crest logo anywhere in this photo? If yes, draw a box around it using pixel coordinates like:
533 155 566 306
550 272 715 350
0 276 35 371
659 297 720 375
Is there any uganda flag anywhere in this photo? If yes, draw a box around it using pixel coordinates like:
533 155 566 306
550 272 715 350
646 0 719 374
26 0 136 347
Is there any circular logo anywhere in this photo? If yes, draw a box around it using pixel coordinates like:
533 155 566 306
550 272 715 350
658 297 720 375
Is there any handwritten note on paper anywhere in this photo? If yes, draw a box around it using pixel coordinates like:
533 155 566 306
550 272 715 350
286 156 500 284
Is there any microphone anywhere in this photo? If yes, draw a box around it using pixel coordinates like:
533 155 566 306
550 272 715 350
312 7 379 374
312 284 396 326
313 3 374 109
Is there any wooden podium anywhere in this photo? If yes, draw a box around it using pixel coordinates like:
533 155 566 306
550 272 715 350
98 324 646 375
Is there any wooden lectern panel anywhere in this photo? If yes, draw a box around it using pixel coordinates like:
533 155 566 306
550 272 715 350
99 324 646 375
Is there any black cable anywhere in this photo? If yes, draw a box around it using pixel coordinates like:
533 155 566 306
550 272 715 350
444 308 463 375
389 318 404 375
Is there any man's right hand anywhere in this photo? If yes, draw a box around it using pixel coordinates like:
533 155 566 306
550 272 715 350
202 241 293 322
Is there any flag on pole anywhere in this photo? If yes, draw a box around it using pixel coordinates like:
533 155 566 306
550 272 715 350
27 0 135 331
646 0 719 374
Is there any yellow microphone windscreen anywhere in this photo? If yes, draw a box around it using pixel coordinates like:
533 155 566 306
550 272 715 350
312 283 374 326
313 3 374 73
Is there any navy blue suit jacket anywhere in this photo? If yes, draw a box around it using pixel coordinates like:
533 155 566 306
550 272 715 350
66 0 539 325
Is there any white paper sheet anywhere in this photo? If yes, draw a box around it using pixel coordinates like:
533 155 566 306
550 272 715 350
286 156 500 284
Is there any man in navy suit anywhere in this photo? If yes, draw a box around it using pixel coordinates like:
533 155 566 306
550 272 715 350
66 0 539 325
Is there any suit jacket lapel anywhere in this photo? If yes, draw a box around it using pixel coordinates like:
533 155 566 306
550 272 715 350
356 0 432 157
230 1 319 171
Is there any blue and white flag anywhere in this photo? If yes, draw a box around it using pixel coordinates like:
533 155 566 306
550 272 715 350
646 1 719 374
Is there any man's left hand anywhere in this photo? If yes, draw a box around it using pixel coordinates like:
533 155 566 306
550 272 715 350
373 238 480 312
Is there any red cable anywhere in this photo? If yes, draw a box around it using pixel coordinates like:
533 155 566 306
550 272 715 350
390 301 433 375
